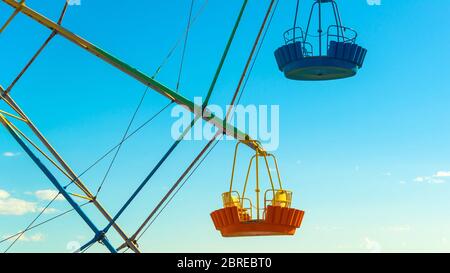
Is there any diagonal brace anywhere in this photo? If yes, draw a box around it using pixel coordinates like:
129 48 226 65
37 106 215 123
1 0 261 151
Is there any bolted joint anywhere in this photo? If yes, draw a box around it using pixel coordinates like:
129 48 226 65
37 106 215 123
96 231 107 244
129 239 139 249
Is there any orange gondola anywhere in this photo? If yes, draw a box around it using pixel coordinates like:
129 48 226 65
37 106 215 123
211 141 305 237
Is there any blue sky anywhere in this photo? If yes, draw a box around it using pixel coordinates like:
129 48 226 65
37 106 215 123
1 0 450 253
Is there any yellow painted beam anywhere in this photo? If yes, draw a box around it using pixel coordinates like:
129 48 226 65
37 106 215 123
1 0 260 151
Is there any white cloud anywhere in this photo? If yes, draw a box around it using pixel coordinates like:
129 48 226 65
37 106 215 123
413 171 450 184
2 233 45 242
0 189 11 199
414 177 425 182
364 237 382 253
2 152 20 157
0 189 59 216
430 179 445 184
435 171 450 178
0 191 37 215
2 234 27 242
414 176 445 184
414 176 425 182
35 189 65 201
29 233 45 242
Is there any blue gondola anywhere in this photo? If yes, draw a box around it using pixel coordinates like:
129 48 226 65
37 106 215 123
275 0 367 81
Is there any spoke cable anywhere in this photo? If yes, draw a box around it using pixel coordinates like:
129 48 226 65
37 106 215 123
0 201 91 245
94 0 200 196
5 1 68 95
136 138 220 241
64 101 173 190
1 0 270 252
94 88 148 197
235 0 279 107
176 0 195 92
133 0 279 243
4 193 61 253
152 0 208 78
1 0 209 253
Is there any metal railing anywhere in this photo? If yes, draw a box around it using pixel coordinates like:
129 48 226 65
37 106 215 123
222 191 253 221
222 189 294 221
282 25 358 57
264 189 293 209
283 27 314 56
327 25 358 45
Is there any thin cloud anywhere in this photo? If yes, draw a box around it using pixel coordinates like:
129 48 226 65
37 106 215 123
414 176 446 184
2 233 45 243
0 189 59 216
29 233 45 242
364 237 382 253
34 189 65 201
0 189 37 216
413 171 450 184
435 171 450 178
381 225 411 233
0 189 10 199
2 152 20 157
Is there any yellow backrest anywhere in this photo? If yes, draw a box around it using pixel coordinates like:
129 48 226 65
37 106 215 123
273 190 292 208
222 192 241 208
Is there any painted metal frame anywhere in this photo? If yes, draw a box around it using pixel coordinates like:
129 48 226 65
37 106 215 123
0 112 117 253
1 0 260 151
0 87 135 253
0 0 257 252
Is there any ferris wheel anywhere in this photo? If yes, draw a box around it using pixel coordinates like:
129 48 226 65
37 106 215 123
0 0 367 253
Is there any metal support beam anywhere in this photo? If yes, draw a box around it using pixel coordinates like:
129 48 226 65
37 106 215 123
0 86 140 253
0 0 267 252
0 113 117 253
0 0 24 34
0 0 256 253
1 0 260 151
104 0 249 248
123 0 276 244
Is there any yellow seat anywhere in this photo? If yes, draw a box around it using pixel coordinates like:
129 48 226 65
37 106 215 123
222 192 250 221
211 141 304 237
273 190 291 208
222 192 241 208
